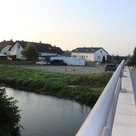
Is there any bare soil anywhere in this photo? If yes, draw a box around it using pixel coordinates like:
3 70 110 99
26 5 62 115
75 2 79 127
24 65 105 74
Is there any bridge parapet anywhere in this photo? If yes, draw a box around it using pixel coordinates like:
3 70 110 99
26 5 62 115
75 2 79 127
76 60 125 136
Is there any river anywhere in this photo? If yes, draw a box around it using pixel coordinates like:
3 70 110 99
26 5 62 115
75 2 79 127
6 88 91 136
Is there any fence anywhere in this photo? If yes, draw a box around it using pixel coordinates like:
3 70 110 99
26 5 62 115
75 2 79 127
76 60 125 136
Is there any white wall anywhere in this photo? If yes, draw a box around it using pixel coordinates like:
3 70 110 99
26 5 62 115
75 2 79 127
71 52 94 61
39 52 58 60
1 45 12 55
94 49 108 62
51 56 86 66
9 42 25 59
40 52 57 57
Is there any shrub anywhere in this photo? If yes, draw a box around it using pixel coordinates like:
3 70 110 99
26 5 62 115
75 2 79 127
0 87 21 136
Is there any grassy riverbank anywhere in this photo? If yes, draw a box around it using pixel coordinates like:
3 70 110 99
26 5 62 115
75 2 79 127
0 65 112 106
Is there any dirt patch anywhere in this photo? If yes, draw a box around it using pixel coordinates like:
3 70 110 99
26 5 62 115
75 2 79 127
24 65 105 74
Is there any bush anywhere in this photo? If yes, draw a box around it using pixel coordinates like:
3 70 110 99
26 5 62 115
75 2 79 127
0 87 21 136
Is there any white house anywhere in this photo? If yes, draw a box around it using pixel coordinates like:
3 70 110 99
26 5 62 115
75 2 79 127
0 40 14 56
9 41 25 59
0 40 64 60
71 47 108 62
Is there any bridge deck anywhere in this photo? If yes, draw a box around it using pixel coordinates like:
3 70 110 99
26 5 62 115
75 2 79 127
112 66 136 136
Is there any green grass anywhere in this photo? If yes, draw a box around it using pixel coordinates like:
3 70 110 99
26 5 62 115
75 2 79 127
0 65 112 106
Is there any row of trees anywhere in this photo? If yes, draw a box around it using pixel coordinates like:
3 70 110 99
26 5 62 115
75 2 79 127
129 47 136 66
103 47 136 65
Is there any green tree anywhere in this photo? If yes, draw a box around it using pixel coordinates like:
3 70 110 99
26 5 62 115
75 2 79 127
0 87 21 136
102 56 106 63
22 43 39 61
130 47 136 66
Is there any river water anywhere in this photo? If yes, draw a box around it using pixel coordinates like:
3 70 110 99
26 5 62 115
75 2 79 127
6 88 91 136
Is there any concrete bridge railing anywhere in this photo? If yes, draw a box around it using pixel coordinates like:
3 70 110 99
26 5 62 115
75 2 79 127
76 60 125 136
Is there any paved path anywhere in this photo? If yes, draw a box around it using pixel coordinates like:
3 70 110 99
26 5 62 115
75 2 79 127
131 68 136 104
24 65 104 74
112 67 136 136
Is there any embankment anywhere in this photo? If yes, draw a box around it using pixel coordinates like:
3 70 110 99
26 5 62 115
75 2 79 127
0 65 112 107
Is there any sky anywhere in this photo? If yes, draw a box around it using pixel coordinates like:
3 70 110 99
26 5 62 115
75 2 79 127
0 0 136 56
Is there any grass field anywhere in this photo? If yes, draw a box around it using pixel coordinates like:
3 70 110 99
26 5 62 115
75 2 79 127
0 65 112 106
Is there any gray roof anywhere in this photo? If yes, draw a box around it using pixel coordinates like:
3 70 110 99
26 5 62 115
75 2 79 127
0 40 14 51
9 40 63 54
72 47 108 54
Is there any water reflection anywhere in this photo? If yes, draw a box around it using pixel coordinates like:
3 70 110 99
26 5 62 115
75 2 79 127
6 88 91 136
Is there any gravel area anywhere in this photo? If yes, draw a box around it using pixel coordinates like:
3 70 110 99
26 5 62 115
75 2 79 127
24 65 105 74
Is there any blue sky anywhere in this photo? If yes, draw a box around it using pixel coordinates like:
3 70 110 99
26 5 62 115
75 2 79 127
0 0 136 55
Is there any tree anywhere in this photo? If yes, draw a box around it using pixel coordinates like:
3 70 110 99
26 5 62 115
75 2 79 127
22 43 39 61
102 56 106 63
130 47 136 66
0 88 21 136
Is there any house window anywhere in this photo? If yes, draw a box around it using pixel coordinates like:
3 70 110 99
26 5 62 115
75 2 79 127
100 50 102 53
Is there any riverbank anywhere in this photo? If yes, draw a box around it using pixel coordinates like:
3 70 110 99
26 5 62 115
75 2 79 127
0 65 112 106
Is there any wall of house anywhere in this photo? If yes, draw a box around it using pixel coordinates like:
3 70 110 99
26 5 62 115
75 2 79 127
39 52 58 60
9 42 25 59
94 49 108 62
1 45 12 55
71 52 94 61
39 52 57 57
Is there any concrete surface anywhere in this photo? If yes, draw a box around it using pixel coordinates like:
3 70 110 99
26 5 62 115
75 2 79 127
112 67 136 136
131 68 136 104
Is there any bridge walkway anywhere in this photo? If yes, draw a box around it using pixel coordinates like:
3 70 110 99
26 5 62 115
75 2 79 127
112 66 136 136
